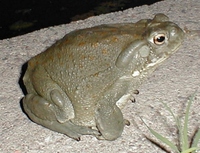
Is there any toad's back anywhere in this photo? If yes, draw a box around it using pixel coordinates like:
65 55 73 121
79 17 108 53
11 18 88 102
25 22 148 99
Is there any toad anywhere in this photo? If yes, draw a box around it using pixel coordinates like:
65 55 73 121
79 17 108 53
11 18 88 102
22 14 185 141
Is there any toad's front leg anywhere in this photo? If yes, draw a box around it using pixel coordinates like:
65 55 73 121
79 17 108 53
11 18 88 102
94 78 138 140
95 101 130 141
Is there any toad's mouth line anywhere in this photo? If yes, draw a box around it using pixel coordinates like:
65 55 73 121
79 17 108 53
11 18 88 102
132 52 166 76
146 55 167 68
146 41 182 68
131 43 182 77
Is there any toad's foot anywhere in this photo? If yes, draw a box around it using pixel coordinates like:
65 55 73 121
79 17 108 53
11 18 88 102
129 89 139 103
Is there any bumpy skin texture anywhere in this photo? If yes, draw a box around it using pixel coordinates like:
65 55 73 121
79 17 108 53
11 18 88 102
23 14 185 141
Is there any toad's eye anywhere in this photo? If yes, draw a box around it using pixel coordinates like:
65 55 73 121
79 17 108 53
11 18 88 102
153 34 166 45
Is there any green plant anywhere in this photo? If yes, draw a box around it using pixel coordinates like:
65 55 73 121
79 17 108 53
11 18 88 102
141 93 200 153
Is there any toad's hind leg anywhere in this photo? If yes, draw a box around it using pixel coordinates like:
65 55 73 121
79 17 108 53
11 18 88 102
23 65 75 123
23 65 100 140
23 94 100 140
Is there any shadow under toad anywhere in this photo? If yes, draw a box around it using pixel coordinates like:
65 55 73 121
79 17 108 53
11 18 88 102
18 62 28 113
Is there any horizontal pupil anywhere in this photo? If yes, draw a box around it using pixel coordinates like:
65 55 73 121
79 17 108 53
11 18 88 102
157 36 165 42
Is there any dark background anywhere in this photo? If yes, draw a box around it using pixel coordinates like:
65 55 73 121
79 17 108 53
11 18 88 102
0 0 162 40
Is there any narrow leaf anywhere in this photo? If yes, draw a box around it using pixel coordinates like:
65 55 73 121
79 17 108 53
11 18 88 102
161 101 176 122
161 101 182 149
141 117 180 153
181 147 197 153
182 93 196 151
181 95 193 150
161 101 181 130
192 129 200 153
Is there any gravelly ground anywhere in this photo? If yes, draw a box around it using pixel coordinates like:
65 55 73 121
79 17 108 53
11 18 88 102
0 0 200 152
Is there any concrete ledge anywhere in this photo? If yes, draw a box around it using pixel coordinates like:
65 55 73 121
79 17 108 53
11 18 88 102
1 0 200 152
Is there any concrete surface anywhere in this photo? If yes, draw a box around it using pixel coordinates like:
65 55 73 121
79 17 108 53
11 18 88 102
0 0 200 152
